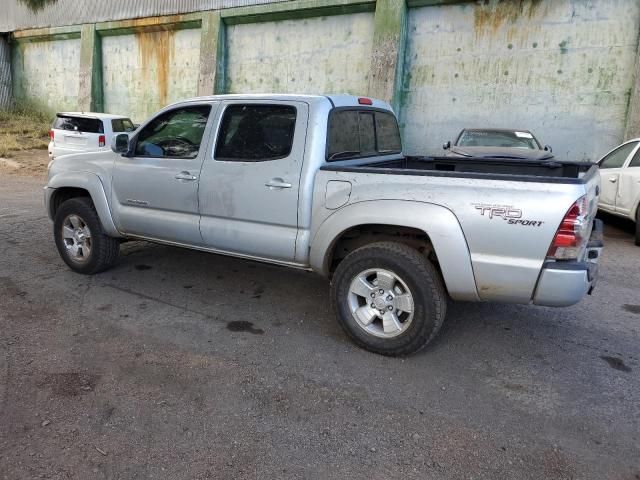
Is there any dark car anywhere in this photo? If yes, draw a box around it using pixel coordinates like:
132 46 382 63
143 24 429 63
443 128 553 160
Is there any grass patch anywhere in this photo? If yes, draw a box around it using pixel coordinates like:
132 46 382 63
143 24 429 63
0 105 51 157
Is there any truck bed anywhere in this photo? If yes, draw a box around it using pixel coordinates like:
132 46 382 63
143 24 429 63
321 156 596 184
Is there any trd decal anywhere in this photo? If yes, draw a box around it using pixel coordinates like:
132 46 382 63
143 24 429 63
473 204 544 227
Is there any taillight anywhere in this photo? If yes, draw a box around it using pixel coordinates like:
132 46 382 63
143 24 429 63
99 135 106 147
49 129 54 141
547 195 590 260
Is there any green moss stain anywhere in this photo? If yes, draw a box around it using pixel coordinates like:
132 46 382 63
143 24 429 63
558 39 569 54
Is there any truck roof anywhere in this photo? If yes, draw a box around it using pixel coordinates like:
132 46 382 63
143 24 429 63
170 94 393 111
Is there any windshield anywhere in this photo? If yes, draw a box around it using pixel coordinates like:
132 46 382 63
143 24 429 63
456 130 540 149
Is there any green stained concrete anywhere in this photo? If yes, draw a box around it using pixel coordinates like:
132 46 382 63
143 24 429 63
78 24 102 112
624 26 640 139
198 11 225 95
225 12 375 95
368 0 406 111
101 28 201 123
11 37 81 113
400 0 640 161
222 0 375 25
7 0 640 162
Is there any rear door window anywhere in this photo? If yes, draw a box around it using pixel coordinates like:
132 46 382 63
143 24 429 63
53 115 104 133
327 109 401 161
599 142 638 169
112 118 135 133
215 104 297 161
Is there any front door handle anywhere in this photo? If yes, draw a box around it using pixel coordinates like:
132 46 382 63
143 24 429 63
608 177 617 183
265 178 292 189
175 171 197 181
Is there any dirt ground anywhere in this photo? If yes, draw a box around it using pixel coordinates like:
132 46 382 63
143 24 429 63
0 148 49 177
0 168 639 479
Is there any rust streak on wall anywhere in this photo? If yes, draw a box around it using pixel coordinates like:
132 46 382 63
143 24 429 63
474 0 544 37
136 29 176 107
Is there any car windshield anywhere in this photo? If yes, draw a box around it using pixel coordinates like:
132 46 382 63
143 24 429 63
457 130 540 149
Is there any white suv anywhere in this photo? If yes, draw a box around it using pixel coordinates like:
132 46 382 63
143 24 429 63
597 138 640 245
48 112 135 160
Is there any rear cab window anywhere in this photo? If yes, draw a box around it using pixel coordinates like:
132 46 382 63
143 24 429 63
53 115 104 134
327 109 401 161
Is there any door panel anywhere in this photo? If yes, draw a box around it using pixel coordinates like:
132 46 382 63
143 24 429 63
617 143 640 217
199 101 308 261
111 103 218 244
598 141 638 211
617 166 640 216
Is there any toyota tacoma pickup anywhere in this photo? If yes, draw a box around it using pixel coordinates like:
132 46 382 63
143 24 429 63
45 94 603 356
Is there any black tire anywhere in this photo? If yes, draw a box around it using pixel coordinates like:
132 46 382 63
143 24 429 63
635 208 640 246
330 241 447 356
53 197 120 274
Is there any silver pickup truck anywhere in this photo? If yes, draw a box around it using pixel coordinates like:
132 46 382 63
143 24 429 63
45 94 603 356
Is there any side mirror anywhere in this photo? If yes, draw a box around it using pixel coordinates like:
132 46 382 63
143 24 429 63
443 141 451 150
111 133 130 155
544 145 552 153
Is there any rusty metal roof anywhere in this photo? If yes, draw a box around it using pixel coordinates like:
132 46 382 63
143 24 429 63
2 0 292 33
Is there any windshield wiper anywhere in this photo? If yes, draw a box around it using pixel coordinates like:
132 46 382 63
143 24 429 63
328 150 360 160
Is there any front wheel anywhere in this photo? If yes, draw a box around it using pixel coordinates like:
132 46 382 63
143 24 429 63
330 242 447 356
54 197 120 274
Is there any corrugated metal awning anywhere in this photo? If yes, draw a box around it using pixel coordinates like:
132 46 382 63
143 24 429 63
2 0 293 32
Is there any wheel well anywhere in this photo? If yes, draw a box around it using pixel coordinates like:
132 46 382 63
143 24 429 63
50 187 91 217
327 224 438 275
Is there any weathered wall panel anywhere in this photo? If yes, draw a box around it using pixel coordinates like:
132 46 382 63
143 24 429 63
400 0 640 161
102 28 202 123
11 38 81 112
225 12 375 94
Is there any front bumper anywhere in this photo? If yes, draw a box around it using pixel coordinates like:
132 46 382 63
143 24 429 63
533 219 603 307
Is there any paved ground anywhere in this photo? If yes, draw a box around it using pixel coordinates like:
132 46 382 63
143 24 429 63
0 172 639 480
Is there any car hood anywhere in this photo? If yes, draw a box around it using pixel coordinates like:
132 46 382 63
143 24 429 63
447 146 553 160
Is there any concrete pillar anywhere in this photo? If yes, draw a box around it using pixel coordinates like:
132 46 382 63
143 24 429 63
368 0 407 112
198 11 226 96
625 40 640 140
0 34 12 109
78 24 102 112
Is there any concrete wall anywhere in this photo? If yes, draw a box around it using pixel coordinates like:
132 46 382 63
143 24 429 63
226 12 375 94
12 37 81 113
400 0 640 161
102 28 202 122
7 0 640 161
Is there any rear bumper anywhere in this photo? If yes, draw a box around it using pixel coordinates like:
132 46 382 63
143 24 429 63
533 219 603 307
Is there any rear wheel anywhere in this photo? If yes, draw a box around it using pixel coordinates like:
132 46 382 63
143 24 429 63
330 242 447 356
54 197 120 274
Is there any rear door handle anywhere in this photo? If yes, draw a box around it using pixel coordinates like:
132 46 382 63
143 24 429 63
608 177 617 183
175 171 197 181
265 178 292 189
